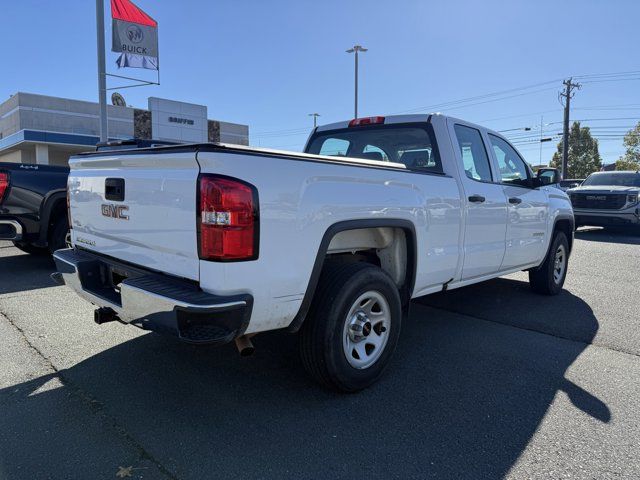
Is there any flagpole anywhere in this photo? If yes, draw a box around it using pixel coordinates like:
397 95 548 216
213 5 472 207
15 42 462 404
96 0 108 142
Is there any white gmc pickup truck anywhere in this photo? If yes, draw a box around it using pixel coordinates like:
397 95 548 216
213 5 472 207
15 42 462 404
54 114 574 391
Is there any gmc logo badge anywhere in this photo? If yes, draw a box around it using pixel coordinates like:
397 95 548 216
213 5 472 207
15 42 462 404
586 195 607 201
101 204 129 220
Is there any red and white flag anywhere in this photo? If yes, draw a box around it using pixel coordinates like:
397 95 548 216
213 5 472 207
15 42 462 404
111 0 159 70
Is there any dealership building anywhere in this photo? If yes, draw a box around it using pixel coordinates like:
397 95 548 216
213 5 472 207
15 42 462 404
0 92 249 166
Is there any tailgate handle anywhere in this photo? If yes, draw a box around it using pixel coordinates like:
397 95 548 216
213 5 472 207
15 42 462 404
105 178 125 202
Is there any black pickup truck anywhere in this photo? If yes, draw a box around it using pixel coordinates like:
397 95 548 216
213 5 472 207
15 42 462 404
0 163 69 254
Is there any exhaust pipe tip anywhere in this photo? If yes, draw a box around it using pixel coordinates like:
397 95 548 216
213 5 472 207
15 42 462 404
239 345 255 357
235 335 255 356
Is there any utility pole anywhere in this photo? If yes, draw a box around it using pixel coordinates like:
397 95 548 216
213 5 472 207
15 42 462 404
96 0 108 142
539 115 543 166
346 45 367 118
560 78 581 178
308 113 320 129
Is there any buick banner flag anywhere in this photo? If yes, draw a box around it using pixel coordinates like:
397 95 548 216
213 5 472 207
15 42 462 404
111 0 159 70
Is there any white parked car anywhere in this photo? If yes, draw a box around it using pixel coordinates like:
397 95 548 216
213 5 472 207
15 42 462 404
53 114 574 391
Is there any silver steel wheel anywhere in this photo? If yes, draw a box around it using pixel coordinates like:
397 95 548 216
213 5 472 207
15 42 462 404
342 290 391 369
553 244 566 284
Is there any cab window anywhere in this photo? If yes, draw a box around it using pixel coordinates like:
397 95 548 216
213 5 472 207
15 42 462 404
318 138 350 157
489 134 531 187
307 125 443 173
453 124 493 182
362 144 389 161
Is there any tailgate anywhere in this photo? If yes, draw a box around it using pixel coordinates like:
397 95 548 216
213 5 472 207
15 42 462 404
68 151 200 281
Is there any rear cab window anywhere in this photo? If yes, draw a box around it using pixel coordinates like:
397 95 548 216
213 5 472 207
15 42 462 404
453 124 493 182
488 134 532 187
306 123 443 174
318 138 350 157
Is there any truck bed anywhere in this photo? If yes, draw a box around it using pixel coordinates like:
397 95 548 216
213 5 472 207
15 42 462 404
67 141 460 334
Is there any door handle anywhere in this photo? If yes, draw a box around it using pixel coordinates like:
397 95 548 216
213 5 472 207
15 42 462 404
508 197 522 205
105 178 125 201
468 195 486 203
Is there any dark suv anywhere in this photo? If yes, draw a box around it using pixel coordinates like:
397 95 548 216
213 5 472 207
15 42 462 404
568 171 640 230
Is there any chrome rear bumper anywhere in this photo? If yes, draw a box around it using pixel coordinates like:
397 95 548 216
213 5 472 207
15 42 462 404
52 248 253 344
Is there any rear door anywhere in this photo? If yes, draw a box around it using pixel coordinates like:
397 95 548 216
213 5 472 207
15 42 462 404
487 134 548 269
449 121 508 280
68 150 200 280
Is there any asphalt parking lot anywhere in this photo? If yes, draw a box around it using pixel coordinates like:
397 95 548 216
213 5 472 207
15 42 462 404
1 229 639 480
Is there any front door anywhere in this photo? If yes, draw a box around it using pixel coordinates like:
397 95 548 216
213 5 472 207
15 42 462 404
450 122 508 280
487 134 549 269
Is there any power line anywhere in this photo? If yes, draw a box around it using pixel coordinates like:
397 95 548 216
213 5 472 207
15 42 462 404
252 70 640 139
581 77 640 84
574 103 640 110
502 117 640 135
391 83 560 114
573 69 640 79
477 109 563 123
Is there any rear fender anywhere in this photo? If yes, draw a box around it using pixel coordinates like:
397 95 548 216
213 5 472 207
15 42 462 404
37 190 66 247
286 219 417 333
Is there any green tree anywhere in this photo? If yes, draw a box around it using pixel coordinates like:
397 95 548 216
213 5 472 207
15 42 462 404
550 121 602 178
616 121 640 171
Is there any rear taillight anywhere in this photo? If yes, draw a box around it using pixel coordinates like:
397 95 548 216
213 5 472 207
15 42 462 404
198 175 258 261
348 116 385 127
0 172 8 204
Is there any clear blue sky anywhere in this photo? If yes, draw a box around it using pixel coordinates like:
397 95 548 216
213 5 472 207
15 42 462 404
1 0 638 165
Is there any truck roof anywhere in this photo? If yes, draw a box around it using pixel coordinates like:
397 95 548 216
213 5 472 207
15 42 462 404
315 113 504 138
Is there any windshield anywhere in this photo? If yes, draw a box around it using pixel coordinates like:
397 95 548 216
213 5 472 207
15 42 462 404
582 172 640 187
306 124 442 174
560 180 582 187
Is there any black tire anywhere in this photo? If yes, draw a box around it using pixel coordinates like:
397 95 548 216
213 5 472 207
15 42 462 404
299 261 402 392
12 242 48 255
48 217 69 254
528 231 569 295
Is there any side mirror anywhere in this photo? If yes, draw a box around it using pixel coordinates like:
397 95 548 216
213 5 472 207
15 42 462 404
536 168 560 186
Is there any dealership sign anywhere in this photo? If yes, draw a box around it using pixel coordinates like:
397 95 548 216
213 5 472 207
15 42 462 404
111 0 159 70
169 116 195 125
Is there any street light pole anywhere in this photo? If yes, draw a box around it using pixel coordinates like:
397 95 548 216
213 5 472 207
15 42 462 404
308 113 320 129
346 45 367 118
96 0 108 142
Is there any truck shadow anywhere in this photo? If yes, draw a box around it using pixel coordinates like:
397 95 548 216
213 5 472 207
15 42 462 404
418 277 600 344
575 227 640 245
0 250 57 295
0 279 605 479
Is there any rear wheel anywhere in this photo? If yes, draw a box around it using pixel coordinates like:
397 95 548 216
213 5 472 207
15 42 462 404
48 217 69 253
529 231 569 295
299 262 402 392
